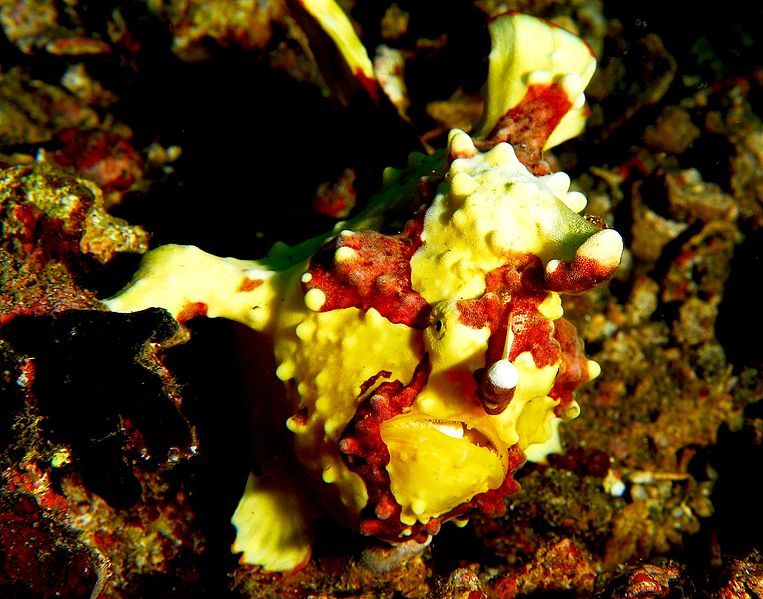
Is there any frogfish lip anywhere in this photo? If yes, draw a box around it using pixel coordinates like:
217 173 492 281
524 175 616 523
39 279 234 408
379 413 508 525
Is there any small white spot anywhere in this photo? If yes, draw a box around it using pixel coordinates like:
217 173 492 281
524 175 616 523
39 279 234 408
603 470 625 497
301 272 313 283
545 258 561 277
335 246 358 263
304 288 326 311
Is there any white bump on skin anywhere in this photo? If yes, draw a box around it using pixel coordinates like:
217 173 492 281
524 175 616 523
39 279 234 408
335 246 358 263
411 499 427 516
537 292 563 320
563 191 587 213
527 69 553 85
587 359 601 380
543 172 571 198
561 72 585 97
486 359 519 393
576 229 624 269
304 288 327 311
450 172 477 199
447 129 478 158
322 466 336 483
486 142 517 167
449 157 469 173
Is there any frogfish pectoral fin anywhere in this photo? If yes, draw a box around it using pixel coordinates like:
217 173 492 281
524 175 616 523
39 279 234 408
231 472 313 572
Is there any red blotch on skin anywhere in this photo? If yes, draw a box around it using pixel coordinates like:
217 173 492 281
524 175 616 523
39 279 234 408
11 203 46 255
340 357 526 543
339 358 431 542
93 529 118 550
459 255 562 371
549 317 592 414
304 216 430 328
237 277 263 292
457 292 502 330
462 445 524 516
457 255 595 416
481 83 573 174
491 538 596 598
176 302 207 324
544 255 617 293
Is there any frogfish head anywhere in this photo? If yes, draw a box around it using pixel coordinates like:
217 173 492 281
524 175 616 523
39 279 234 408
279 128 622 543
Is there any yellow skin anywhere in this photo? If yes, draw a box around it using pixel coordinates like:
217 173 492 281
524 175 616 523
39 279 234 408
105 13 623 571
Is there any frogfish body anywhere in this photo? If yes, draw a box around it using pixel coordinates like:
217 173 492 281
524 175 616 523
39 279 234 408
105 12 623 571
